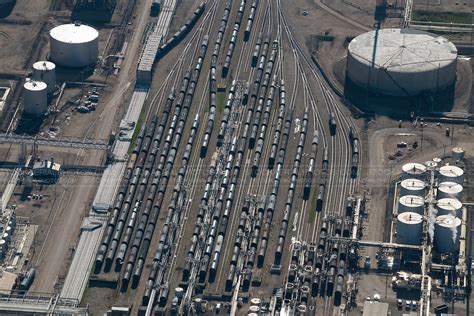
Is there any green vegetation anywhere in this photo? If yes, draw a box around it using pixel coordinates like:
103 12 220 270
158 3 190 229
217 91 226 113
412 10 472 24
128 109 146 155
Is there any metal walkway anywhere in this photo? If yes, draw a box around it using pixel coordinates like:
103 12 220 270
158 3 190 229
0 133 109 150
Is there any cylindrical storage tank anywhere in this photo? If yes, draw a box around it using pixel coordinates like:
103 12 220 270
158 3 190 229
249 306 260 313
434 215 461 253
0 239 5 253
400 179 425 197
49 23 99 68
23 80 47 116
436 198 462 217
250 298 261 305
402 163 427 180
2 233 9 243
346 28 457 96
175 287 184 299
32 61 56 94
452 147 465 161
396 212 423 245
398 195 424 215
439 165 464 184
437 182 463 200
425 161 438 170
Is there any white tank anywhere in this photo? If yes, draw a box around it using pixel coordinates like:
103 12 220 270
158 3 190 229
400 179 425 197
437 182 463 200
398 195 424 214
439 165 464 184
2 233 9 243
396 212 423 245
175 287 184 298
32 61 56 94
402 163 427 179
434 215 461 253
436 198 462 217
249 306 260 312
250 298 261 305
0 239 5 251
49 22 99 68
425 161 438 170
23 80 47 116
451 147 465 161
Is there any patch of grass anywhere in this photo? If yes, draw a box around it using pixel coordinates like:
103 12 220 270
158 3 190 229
307 191 317 224
128 109 146 155
412 10 472 24
217 91 226 113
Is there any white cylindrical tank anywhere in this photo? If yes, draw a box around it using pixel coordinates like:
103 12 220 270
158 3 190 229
402 163 427 179
23 80 47 116
32 61 56 94
249 306 260 313
397 212 423 245
49 22 99 68
346 28 457 96
400 179 425 197
437 198 462 217
452 147 465 161
439 165 464 184
434 215 461 253
398 195 424 214
425 161 438 170
437 182 463 200
250 298 261 305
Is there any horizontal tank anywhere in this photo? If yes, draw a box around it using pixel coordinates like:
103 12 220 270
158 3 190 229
437 182 462 200
398 195 424 215
436 198 462 217
23 80 48 116
32 61 56 94
396 212 423 245
439 165 464 184
402 163 427 180
400 179 425 197
434 215 461 253
49 22 99 68
346 28 457 96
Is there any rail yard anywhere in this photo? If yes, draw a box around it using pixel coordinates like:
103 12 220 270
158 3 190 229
0 0 472 315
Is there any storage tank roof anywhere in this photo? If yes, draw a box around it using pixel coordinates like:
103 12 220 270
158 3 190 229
348 28 457 74
397 212 423 224
438 182 463 194
439 165 464 177
24 80 47 91
401 179 425 190
437 198 462 211
50 23 99 44
436 215 461 228
33 61 56 70
399 195 424 207
402 162 426 174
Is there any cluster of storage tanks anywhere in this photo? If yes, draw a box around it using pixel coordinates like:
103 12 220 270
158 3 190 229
396 148 465 254
22 22 99 117
0 212 16 260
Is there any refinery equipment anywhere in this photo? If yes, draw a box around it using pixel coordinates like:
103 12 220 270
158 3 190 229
451 147 465 161
438 165 464 184
401 163 426 179
23 80 47 116
346 28 457 96
49 22 99 68
400 178 425 197
398 195 424 215
434 215 461 253
437 182 462 200
396 212 423 245
436 198 462 217
32 61 56 94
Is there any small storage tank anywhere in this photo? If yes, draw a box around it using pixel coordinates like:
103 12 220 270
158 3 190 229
400 179 425 197
434 215 461 253
23 80 48 116
452 147 465 161
402 163 427 179
2 233 9 243
437 198 462 217
437 182 463 200
175 287 184 299
439 165 464 184
250 298 261 305
0 239 5 252
396 212 423 245
425 161 438 170
249 306 260 313
398 195 424 214
49 22 99 68
32 61 56 94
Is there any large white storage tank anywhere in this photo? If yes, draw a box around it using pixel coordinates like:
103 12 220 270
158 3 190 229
400 179 425 197
434 215 461 253
398 195 424 215
32 61 56 94
401 163 427 180
49 22 99 68
346 28 458 96
436 198 462 217
23 80 47 116
437 182 463 200
439 165 464 184
396 212 423 245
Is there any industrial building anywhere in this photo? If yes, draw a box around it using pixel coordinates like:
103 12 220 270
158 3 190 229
346 28 458 97
32 159 60 181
